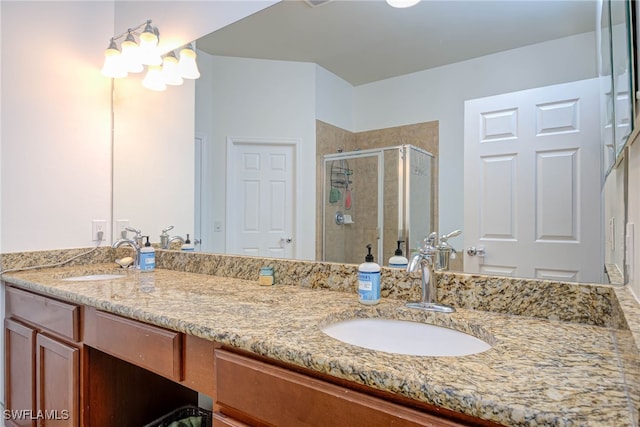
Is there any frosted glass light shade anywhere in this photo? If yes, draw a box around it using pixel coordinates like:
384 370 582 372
101 40 127 78
140 22 159 45
161 52 183 86
178 44 200 79
142 65 166 91
386 0 420 7
120 33 143 73
138 39 162 66
138 23 161 66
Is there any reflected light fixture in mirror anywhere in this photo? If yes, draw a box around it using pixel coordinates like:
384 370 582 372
101 20 200 91
386 0 420 8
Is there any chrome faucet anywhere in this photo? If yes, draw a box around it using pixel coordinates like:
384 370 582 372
168 235 185 247
112 238 141 268
160 226 173 249
160 225 186 249
125 226 143 248
435 229 461 271
406 232 455 313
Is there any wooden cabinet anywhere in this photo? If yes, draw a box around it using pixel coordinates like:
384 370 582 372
5 287 81 427
5 285 493 427
214 349 477 427
213 412 250 427
83 308 183 382
5 318 36 427
83 306 216 397
35 334 79 427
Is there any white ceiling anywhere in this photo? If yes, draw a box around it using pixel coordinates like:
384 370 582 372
196 0 597 86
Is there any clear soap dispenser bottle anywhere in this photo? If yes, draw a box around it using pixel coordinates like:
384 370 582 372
358 244 381 305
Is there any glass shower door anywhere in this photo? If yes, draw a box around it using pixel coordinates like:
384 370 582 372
323 151 383 264
404 146 433 256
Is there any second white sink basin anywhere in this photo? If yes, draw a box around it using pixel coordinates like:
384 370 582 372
61 274 126 282
321 318 491 357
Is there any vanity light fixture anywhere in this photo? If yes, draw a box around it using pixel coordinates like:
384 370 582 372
386 0 421 7
161 51 183 86
120 32 144 73
101 19 200 91
178 44 201 79
101 39 128 78
142 65 167 91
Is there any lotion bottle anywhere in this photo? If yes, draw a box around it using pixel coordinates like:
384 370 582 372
358 244 380 305
139 236 156 271
388 240 408 269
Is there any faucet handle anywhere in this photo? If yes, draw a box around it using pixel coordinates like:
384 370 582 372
125 227 143 246
125 226 141 237
418 232 438 254
161 225 174 235
440 229 461 243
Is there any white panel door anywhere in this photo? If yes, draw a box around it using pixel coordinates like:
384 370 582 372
464 79 602 282
227 139 295 258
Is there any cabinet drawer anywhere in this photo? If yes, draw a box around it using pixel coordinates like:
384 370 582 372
6 287 80 342
213 412 250 427
84 308 183 381
215 350 466 427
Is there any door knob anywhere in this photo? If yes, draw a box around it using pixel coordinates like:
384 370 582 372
279 237 292 248
466 246 486 257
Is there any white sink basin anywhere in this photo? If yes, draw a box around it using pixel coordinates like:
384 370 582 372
321 318 491 357
61 274 126 282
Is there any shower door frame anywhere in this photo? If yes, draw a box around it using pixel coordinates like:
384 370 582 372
401 145 435 257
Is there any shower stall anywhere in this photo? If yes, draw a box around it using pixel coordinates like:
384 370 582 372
322 144 434 265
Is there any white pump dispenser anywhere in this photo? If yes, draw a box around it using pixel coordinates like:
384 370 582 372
389 240 408 269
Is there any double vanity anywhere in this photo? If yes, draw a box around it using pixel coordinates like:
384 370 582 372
2 248 639 426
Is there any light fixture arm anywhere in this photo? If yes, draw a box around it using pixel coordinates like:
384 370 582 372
110 20 157 43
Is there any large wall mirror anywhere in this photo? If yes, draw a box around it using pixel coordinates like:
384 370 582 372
113 0 632 285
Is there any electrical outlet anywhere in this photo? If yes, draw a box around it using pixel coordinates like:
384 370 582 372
92 220 107 241
116 219 130 239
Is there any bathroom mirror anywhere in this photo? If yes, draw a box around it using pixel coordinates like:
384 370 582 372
113 0 630 285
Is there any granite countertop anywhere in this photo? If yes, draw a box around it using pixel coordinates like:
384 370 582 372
3 263 640 427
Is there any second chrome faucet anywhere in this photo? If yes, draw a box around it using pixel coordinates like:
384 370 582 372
160 225 185 249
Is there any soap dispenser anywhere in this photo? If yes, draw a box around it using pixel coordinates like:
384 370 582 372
358 244 380 305
388 240 408 269
139 236 156 271
181 234 195 252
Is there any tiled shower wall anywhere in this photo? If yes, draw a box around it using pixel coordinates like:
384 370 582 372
315 120 440 264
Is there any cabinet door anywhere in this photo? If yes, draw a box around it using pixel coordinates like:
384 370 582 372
5 319 36 427
35 334 79 427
